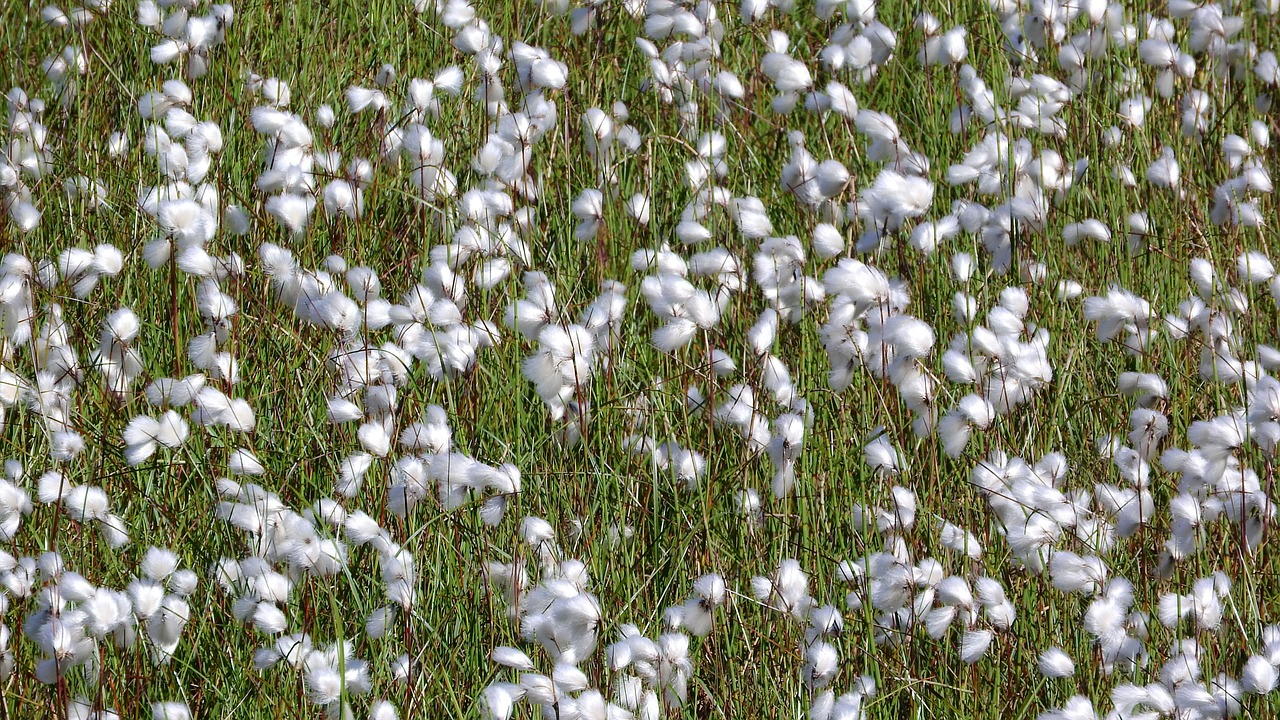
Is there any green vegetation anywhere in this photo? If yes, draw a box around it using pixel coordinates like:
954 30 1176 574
1 0 1279 718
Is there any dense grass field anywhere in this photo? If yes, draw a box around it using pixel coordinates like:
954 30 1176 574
2 0 1280 717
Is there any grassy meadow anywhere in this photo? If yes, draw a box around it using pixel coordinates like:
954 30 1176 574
2 0 1280 718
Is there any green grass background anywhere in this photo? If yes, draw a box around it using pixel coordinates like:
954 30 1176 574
2 0 1279 717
